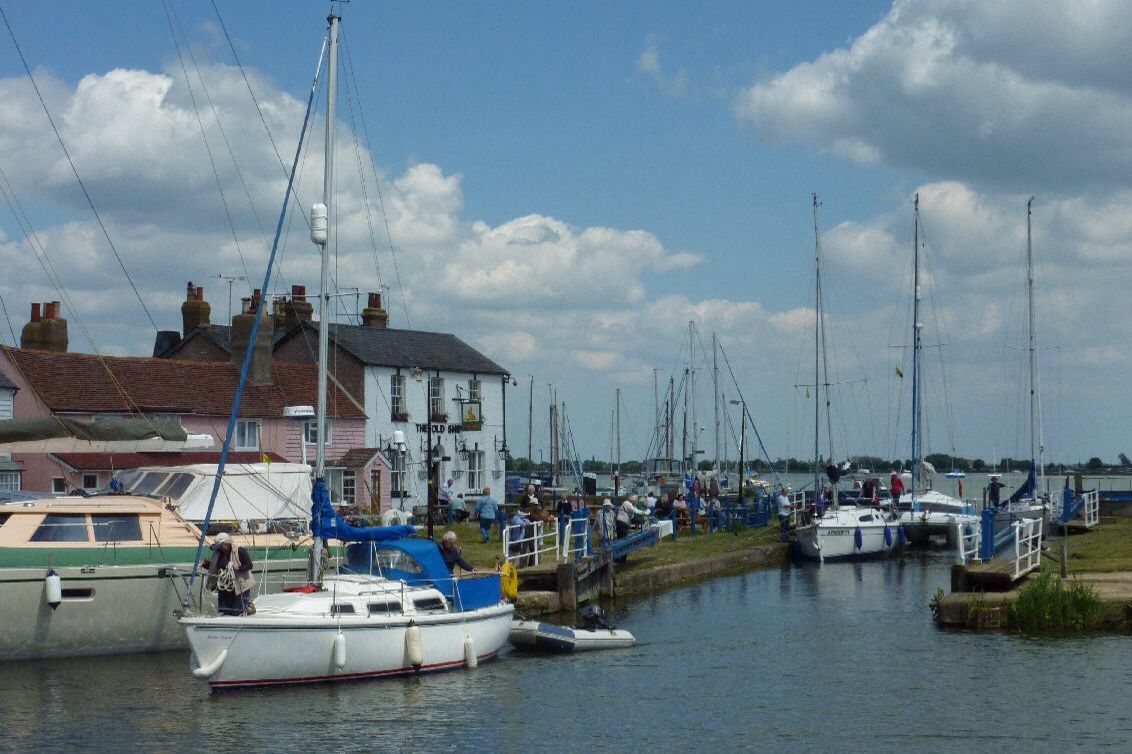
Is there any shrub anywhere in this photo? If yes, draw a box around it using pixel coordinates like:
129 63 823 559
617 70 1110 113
1013 571 1104 633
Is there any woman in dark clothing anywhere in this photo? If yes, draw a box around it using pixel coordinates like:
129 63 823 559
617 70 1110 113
440 531 476 574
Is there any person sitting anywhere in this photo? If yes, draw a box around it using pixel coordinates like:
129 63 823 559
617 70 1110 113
439 531 475 574
656 494 673 519
448 492 469 523
617 496 646 538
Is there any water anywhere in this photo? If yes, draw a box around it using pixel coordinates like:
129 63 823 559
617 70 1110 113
4 553 1131 753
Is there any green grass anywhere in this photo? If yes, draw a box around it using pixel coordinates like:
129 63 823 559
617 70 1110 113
1053 516 1132 572
1012 570 1105 632
423 520 782 571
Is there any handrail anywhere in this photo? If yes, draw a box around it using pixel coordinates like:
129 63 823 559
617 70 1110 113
1011 517 1043 580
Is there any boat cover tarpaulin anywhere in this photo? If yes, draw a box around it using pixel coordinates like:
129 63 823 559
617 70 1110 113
0 416 211 453
126 463 314 522
310 477 414 542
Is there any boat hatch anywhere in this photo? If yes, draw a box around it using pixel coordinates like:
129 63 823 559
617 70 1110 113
330 603 356 615
412 597 447 613
367 601 400 615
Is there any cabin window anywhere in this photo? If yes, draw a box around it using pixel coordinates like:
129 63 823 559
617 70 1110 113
82 474 99 491
61 588 94 601
30 514 90 542
133 472 169 496
91 514 143 542
859 514 874 523
374 549 422 574
52 478 67 494
303 420 332 446
390 374 406 418
429 377 445 419
367 601 400 615
156 473 194 500
330 603 356 615
235 420 261 451
0 471 19 492
467 451 484 491
412 597 446 612
0 513 10 527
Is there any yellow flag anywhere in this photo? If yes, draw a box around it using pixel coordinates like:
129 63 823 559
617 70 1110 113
895 367 904 378
261 452 271 464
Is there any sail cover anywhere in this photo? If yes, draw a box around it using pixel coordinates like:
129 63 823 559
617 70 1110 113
0 417 212 453
118 463 313 522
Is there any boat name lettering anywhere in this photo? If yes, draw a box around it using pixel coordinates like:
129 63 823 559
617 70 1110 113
825 529 851 536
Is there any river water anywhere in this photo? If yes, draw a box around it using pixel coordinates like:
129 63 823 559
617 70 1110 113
4 551 1131 753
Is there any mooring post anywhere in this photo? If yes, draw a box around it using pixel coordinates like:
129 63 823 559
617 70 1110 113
979 507 996 562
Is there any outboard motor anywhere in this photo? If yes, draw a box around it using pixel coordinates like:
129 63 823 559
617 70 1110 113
579 605 611 630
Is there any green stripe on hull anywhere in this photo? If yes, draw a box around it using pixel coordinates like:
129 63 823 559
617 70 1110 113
0 545 312 568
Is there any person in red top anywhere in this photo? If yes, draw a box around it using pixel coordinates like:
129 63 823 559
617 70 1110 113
890 473 906 507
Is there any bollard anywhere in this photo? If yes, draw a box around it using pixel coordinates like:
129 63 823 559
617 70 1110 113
979 507 996 562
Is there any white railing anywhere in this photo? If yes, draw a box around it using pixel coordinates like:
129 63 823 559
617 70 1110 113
503 519 559 568
1011 516 1043 580
560 518 591 561
957 520 980 564
1082 490 1100 528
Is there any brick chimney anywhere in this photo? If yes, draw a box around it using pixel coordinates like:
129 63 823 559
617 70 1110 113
20 303 43 350
361 292 388 329
281 284 314 332
181 281 211 337
39 301 68 352
230 290 274 385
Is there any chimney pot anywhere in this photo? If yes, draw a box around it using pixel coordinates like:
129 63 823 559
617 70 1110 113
30 303 41 323
196 286 205 301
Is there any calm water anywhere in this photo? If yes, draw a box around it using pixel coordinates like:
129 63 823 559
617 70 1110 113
4 553 1131 753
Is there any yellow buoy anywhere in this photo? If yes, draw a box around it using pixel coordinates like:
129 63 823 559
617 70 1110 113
500 563 519 600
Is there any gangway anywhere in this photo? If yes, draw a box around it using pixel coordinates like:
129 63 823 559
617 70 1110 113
1056 488 1100 531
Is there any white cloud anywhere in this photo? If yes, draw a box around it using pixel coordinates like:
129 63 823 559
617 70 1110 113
734 0 1132 193
636 34 688 98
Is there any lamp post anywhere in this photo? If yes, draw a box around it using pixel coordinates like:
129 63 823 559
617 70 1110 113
730 399 745 505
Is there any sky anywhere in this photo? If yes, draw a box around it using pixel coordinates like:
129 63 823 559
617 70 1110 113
0 0 1130 468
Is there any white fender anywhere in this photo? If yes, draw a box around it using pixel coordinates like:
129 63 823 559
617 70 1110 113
405 622 423 669
44 570 62 609
463 634 477 669
332 632 347 669
191 648 228 679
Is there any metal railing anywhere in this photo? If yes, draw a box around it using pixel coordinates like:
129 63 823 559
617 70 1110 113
1011 516 1043 580
502 519 559 568
1082 490 1100 528
957 520 981 564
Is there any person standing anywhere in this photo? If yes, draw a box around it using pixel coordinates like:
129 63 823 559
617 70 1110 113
598 499 616 545
439 478 455 520
475 486 499 543
988 475 1005 507
890 473 905 507
202 532 255 616
448 492 469 523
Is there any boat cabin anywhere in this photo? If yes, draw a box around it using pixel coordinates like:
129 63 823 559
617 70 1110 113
342 538 502 611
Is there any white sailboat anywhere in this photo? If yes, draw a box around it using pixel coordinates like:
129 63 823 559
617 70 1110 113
896 195 979 549
180 12 513 689
795 195 901 562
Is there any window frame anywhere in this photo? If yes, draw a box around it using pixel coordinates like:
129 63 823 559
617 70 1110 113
428 376 445 420
390 452 407 498
51 477 67 494
235 419 261 451
82 473 99 491
467 450 485 491
390 373 406 419
303 419 333 446
0 471 20 492
468 378 481 402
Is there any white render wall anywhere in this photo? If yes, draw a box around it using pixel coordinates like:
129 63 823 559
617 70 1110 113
363 366 507 508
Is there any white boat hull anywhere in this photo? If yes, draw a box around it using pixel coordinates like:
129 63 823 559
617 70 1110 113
796 507 901 562
508 620 635 652
182 602 514 688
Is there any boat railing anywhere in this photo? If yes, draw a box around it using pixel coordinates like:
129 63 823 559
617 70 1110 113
502 519 559 568
1011 516 1043 580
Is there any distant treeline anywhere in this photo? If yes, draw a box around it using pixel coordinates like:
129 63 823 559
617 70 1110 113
507 453 1132 476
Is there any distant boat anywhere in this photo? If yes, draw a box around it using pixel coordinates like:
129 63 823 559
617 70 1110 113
945 470 966 479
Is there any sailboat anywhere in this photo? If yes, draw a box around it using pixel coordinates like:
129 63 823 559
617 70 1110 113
998 199 1049 525
795 195 902 562
895 195 979 549
180 12 513 689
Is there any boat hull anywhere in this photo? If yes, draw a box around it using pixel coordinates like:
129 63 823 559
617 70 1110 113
796 508 901 562
182 603 515 688
0 558 309 661
508 620 635 652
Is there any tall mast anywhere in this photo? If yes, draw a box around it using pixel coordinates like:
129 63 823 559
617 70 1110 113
689 320 696 470
615 387 621 497
712 332 720 471
1027 197 1044 492
309 12 339 582
911 193 922 508
526 375 533 487
812 193 822 503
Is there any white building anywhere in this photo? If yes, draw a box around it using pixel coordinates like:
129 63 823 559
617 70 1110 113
276 302 511 511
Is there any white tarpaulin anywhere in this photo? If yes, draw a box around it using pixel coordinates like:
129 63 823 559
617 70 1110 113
118 463 312 522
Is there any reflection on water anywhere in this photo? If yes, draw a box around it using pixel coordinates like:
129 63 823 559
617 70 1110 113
4 553 1132 752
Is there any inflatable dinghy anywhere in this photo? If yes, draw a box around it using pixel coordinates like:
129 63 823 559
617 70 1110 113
508 620 636 653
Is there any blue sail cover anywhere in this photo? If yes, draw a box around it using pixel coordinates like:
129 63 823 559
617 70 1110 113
1007 464 1037 504
310 477 415 542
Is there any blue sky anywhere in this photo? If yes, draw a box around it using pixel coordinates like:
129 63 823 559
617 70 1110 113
2 1 1131 470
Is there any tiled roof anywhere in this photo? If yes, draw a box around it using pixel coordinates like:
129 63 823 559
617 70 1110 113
282 321 508 375
2 347 365 419
335 447 383 468
51 451 288 471
166 324 289 357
